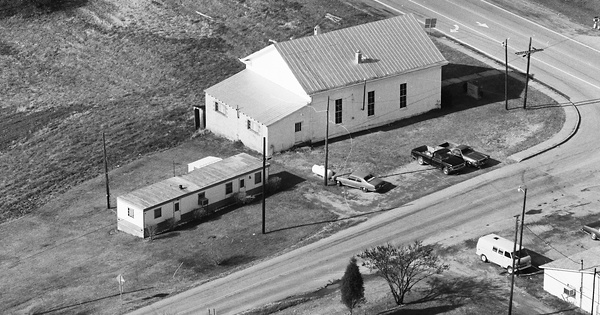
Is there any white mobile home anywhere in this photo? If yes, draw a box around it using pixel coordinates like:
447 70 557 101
204 14 448 155
541 246 600 314
117 153 268 238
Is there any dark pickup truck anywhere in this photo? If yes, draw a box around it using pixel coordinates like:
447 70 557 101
411 145 466 175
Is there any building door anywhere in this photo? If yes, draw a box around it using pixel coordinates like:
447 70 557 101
194 106 205 130
294 121 304 144
174 201 180 222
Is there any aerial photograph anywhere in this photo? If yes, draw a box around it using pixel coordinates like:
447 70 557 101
2 0 600 314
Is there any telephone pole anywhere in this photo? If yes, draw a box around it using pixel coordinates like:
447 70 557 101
514 37 544 109
262 137 266 234
102 132 110 209
503 38 509 110
508 214 519 315
324 97 330 186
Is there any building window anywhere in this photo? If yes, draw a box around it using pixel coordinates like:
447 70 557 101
255 171 262 184
225 182 233 194
127 208 134 218
367 91 375 116
247 119 259 133
215 101 227 115
240 178 245 188
154 208 162 219
174 202 179 212
400 83 407 108
335 99 342 124
295 122 302 132
564 287 576 297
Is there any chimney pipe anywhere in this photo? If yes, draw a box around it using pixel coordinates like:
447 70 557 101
314 25 321 36
354 50 362 64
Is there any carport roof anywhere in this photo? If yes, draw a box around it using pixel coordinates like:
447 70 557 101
118 153 267 210
540 246 600 272
205 69 308 126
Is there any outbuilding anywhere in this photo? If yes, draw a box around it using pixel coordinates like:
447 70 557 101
540 246 600 314
203 14 448 155
117 153 268 238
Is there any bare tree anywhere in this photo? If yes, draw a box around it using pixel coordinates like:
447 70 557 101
358 241 448 305
340 257 365 314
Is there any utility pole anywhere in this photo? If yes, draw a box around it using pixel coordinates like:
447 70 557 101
324 96 330 186
514 37 544 109
517 186 527 269
102 132 110 209
508 214 519 315
262 137 266 234
503 38 509 110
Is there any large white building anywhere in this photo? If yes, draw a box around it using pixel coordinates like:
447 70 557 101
540 246 600 314
117 153 268 238
203 14 448 154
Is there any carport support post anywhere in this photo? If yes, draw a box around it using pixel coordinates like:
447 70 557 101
508 214 519 315
592 268 597 315
262 137 266 234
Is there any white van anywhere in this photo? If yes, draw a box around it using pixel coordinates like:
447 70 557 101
476 234 531 274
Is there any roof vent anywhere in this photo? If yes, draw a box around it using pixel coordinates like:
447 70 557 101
179 185 186 190
354 50 362 64
314 25 321 36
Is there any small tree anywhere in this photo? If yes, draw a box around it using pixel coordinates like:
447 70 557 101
340 257 365 314
358 241 448 305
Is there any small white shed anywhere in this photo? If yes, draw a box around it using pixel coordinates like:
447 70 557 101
540 246 600 314
117 153 268 238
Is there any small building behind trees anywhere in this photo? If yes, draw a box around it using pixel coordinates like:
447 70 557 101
116 153 268 238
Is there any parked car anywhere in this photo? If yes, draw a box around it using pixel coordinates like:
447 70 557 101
410 145 465 175
438 142 489 168
581 221 600 240
333 171 385 192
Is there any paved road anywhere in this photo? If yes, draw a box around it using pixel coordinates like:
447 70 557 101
130 1 600 314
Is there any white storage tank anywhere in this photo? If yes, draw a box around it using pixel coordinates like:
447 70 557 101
312 164 335 179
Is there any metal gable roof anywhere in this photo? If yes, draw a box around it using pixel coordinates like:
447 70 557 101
118 153 266 210
205 69 308 126
274 14 447 95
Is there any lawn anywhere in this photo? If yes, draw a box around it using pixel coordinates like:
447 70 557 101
0 0 568 314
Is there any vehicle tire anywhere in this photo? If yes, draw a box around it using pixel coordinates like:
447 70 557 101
592 233 598 240
480 254 488 263
417 156 425 165
443 167 450 175
507 266 514 274
336 181 342 187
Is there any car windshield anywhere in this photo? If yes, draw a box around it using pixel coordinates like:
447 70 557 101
364 174 374 181
461 148 473 154
512 249 527 259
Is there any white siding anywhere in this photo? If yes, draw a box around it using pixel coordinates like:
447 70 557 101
543 269 600 314
308 66 442 143
243 46 306 97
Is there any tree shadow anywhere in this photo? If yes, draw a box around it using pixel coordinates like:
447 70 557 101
0 0 89 19
267 204 413 234
410 276 503 307
379 304 462 315
34 287 153 314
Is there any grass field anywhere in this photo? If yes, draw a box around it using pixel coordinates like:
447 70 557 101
0 0 583 314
